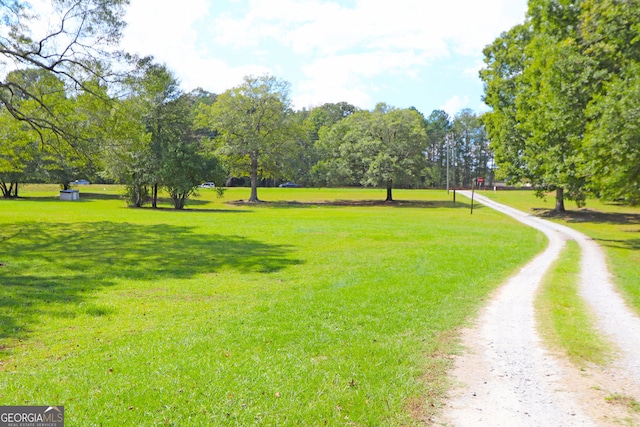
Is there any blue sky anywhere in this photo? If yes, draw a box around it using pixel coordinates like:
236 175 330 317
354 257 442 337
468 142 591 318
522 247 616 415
121 0 528 117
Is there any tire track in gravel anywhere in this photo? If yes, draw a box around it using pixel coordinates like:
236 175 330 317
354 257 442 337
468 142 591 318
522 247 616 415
436 192 640 426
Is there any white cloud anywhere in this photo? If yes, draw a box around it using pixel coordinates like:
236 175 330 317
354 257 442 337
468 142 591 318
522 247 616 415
476 101 491 114
463 59 487 79
213 0 353 53
122 0 208 55
441 95 470 117
119 0 528 110
121 0 269 92
294 50 430 110
210 0 526 57
205 0 527 108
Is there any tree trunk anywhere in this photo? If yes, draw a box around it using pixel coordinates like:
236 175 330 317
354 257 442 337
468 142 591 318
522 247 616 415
554 187 566 212
13 182 18 197
249 152 260 202
172 194 186 210
385 179 393 202
1 181 9 198
152 183 158 208
134 186 142 208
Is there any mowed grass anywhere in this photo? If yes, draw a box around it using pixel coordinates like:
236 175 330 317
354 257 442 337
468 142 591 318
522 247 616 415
483 190 640 315
536 240 612 366
0 186 545 426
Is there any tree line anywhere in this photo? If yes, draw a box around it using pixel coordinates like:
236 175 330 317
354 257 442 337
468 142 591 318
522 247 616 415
1 67 490 206
482 0 640 210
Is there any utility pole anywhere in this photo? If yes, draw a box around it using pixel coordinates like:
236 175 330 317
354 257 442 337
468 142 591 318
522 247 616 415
471 177 476 214
451 134 456 203
446 134 450 194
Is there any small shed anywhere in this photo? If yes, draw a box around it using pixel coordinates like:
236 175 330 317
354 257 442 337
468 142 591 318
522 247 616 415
60 189 80 201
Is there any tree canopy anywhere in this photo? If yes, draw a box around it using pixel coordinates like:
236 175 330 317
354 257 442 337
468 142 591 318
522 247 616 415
315 104 429 201
197 74 302 202
1 0 129 141
100 61 224 209
482 0 640 209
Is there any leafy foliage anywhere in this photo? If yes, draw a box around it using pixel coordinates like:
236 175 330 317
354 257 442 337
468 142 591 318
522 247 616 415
482 0 640 209
451 109 490 187
585 63 640 204
100 61 223 209
315 105 428 201
0 0 130 141
481 24 531 184
0 68 110 193
197 75 304 202
423 109 452 187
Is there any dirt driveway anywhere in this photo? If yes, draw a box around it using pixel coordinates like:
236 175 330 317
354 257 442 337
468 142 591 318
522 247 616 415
436 192 640 426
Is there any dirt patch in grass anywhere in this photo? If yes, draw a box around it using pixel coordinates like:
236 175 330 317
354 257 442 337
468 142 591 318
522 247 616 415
606 393 640 413
410 329 460 425
556 355 640 425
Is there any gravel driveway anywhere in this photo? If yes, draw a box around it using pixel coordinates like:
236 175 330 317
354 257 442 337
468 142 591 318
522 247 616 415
436 192 640 426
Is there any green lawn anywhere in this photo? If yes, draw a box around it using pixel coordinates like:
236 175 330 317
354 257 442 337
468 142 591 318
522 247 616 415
482 190 640 315
0 186 545 426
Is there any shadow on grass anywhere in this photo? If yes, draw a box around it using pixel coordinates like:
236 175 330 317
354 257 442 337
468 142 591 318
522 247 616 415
139 206 251 214
531 208 640 251
228 199 476 209
0 221 302 345
594 238 640 251
535 208 640 225
5 194 236 211
5 192 123 202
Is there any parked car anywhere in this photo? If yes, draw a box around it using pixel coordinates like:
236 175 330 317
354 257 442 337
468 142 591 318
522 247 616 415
279 181 301 188
199 182 216 188
72 179 90 185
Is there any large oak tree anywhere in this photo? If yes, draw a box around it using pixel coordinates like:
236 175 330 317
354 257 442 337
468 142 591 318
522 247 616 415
315 104 428 201
197 75 302 203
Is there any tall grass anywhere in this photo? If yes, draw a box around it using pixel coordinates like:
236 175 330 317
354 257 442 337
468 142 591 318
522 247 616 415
0 186 544 425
